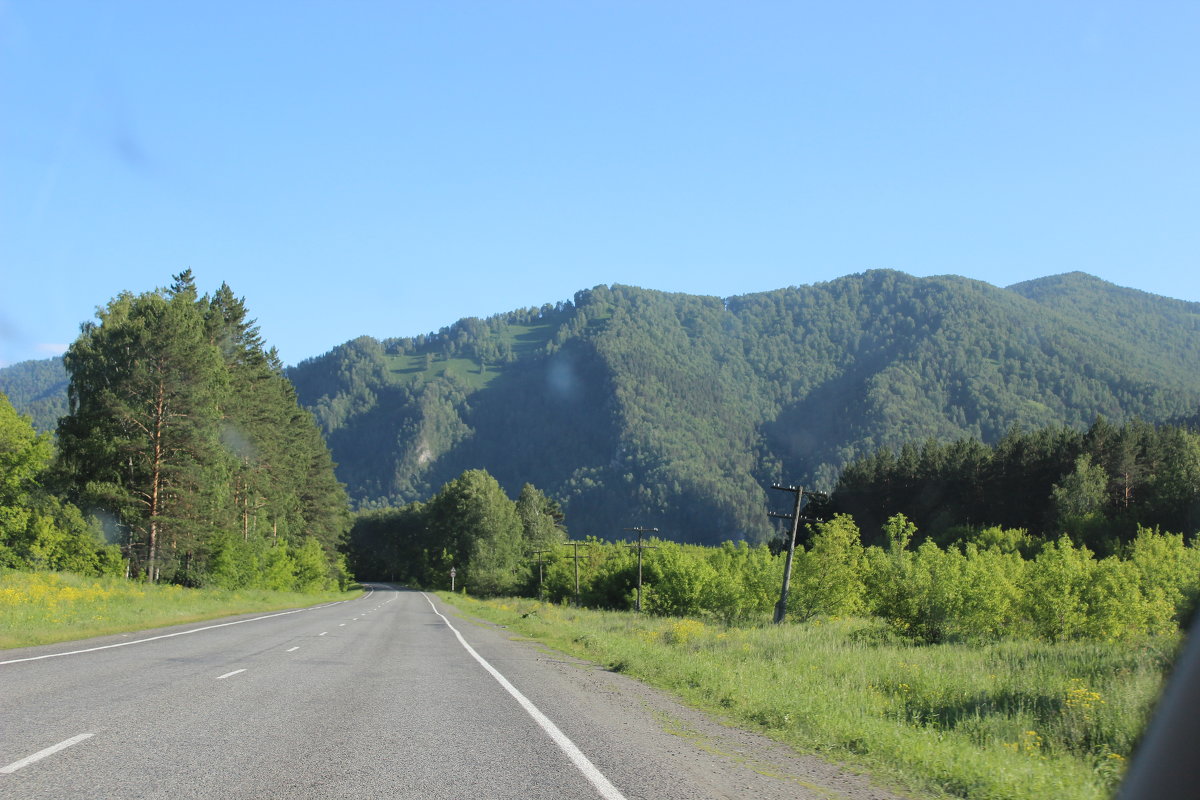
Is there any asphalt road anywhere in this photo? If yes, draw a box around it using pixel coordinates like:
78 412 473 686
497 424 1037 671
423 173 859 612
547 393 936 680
1 586 903 800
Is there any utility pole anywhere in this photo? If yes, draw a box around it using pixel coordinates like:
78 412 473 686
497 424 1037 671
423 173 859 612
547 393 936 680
768 484 827 624
563 541 590 607
623 527 659 613
530 549 550 601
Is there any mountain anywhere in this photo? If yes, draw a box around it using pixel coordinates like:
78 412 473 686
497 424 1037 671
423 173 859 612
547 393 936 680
0 356 68 432
1006 271 1200 379
6 271 1198 544
282 271 1200 544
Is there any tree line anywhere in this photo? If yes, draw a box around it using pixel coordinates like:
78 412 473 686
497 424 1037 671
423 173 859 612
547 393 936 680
830 416 1200 552
349 466 1200 644
1 272 350 590
347 469 566 594
342 405 1200 644
351 475 1200 644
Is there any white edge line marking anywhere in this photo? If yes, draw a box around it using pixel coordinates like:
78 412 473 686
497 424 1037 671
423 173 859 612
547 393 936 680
0 733 94 774
0 597 360 666
216 669 246 680
421 593 627 800
287 646 300 652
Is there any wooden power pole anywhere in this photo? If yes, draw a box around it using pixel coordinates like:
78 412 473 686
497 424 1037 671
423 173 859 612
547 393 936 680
623 527 659 612
768 484 827 624
563 541 590 607
530 549 550 601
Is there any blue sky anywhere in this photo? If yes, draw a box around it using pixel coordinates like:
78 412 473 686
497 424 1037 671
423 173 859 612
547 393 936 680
2 1 1197 368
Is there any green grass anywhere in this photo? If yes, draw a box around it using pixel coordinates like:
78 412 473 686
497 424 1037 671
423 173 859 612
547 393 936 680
498 319 561 354
437 594 1175 800
0 570 361 649
381 318 569 391
382 352 503 391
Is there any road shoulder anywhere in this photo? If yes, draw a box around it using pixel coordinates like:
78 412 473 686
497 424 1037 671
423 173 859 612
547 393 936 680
439 599 915 800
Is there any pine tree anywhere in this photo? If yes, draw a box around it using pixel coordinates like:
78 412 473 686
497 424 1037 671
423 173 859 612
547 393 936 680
57 273 350 586
58 276 226 580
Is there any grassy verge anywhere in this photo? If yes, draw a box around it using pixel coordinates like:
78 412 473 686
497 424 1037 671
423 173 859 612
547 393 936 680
435 593 1175 800
0 570 360 649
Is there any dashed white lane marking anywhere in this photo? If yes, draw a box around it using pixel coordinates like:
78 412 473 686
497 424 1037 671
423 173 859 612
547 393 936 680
0 733 93 775
286 647 300 652
216 669 246 680
421 593 627 800
0 599 357 666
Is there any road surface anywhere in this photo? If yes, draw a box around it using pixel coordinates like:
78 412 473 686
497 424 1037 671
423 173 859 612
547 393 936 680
1 585 902 799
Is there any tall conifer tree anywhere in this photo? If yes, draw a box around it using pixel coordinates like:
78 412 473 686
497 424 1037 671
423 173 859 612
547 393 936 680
58 272 225 580
57 272 349 585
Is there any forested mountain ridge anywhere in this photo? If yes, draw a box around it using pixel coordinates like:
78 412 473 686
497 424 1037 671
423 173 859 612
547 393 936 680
282 270 1200 544
1006 271 1200 386
0 356 68 432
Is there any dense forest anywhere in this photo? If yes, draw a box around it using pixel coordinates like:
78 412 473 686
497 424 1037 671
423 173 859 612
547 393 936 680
285 271 1200 545
1 272 350 589
831 417 1200 552
349 462 1200 644
347 470 566 595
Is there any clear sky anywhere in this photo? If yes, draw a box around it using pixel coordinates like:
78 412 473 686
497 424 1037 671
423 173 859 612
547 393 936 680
2 1 1197 368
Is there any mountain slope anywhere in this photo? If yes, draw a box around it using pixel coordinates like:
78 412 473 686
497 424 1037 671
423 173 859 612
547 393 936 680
0 356 68 432
1008 271 1200 377
284 271 1200 544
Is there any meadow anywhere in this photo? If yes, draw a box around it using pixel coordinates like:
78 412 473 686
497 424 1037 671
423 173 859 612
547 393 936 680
438 593 1176 800
0 570 358 649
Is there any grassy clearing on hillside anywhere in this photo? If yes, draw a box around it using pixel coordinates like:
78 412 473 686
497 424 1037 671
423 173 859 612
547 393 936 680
382 319 564 391
0 570 360 649
386 352 501 389
498 319 561 354
437 593 1176 800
